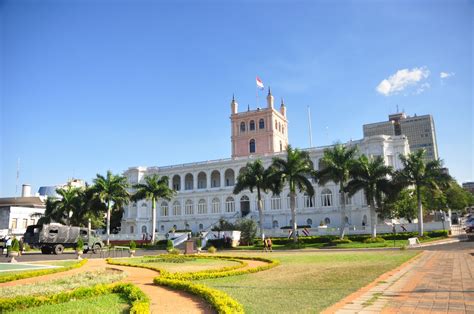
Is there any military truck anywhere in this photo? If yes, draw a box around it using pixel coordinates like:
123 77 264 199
24 224 104 255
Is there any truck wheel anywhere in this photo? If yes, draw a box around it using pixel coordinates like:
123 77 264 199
53 244 64 255
41 247 51 254
92 243 101 254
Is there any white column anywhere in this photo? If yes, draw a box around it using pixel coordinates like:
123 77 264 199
220 170 226 187
180 175 185 191
193 173 198 190
206 171 211 189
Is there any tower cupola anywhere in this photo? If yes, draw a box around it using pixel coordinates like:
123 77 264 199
266 87 274 109
280 98 286 117
231 94 238 114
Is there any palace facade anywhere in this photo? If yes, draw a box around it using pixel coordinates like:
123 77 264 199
120 90 410 235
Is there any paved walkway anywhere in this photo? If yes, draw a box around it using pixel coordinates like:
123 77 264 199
334 246 474 314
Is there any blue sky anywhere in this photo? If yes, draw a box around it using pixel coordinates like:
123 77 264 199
1 0 472 196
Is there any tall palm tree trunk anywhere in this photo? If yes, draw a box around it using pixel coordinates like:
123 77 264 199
417 186 424 237
257 188 264 238
339 183 346 239
152 198 156 244
369 198 377 238
290 191 297 243
106 200 111 246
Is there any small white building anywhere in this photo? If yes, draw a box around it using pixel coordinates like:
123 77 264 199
0 195 45 237
120 93 411 236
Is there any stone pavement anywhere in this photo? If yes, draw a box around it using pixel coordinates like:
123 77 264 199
335 246 474 314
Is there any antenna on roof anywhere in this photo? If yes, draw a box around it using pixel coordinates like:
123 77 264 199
307 106 313 147
396 104 399 113
15 158 20 198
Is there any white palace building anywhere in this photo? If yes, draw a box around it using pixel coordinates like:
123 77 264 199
120 90 410 237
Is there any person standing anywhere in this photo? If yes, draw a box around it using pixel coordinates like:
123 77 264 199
5 237 12 257
266 238 273 252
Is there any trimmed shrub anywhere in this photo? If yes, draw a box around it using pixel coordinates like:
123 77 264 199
166 240 174 251
129 240 137 250
363 237 386 243
11 238 20 252
330 238 352 244
76 238 84 251
167 248 181 255
207 246 217 254
196 237 202 248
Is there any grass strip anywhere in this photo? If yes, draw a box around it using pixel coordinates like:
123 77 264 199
0 282 149 314
0 259 88 283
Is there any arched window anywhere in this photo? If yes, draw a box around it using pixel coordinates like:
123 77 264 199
197 172 207 189
324 217 331 225
211 170 220 188
161 201 169 216
160 225 165 232
225 197 235 212
185 173 193 190
224 169 235 186
142 225 147 233
259 119 265 129
240 122 246 132
275 121 278 129
198 199 207 214
212 197 220 213
304 193 314 208
345 216 350 224
272 220 279 228
321 189 332 207
306 219 313 226
282 126 285 134
185 200 194 215
280 141 282 151
271 196 281 210
249 139 256 154
173 201 181 216
130 225 135 234
362 215 367 227
278 122 281 132
172 175 181 191
240 195 250 217
199 223 204 230
249 120 255 131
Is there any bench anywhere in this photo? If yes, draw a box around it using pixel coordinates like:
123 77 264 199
408 237 421 247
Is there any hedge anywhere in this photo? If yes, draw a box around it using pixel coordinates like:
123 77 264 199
0 259 88 283
0 283 150 313
154 277 244 314
254 230 449 246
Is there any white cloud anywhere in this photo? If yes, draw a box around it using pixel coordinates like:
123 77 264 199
376 67 430 96
415 82 430 95
440 71 454 79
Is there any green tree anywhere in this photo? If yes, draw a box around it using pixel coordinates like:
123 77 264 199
132 174 175 244
315 144 357 238
394 150 451 236
380 188 417 222
445 181 472 212
346 155 393 238
233 159 278 238
36 186 82 225
236 218 257 246
271 145 315 243
92 170 130 246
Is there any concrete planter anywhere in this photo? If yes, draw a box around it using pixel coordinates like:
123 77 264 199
76 250 83 260
9 251 19 263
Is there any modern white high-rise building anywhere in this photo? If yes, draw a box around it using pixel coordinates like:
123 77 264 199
120 92 410 236
363 112 438 161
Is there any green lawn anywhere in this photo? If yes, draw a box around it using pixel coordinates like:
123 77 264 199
13 293 130 314
113 256 242 273
200 251 418 313
0 260 80 278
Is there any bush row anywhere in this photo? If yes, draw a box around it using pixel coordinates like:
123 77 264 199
154 277 244 314
0 283 150 313
256 230 449 245
0 259 88 283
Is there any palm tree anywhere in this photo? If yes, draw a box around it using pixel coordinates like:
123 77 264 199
36 186 81 225
132 174 175 244
315 144 357 238
394 150 451 236
346 155 393 238
92 171 130 246
233 159 278 238
271 145 315 243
